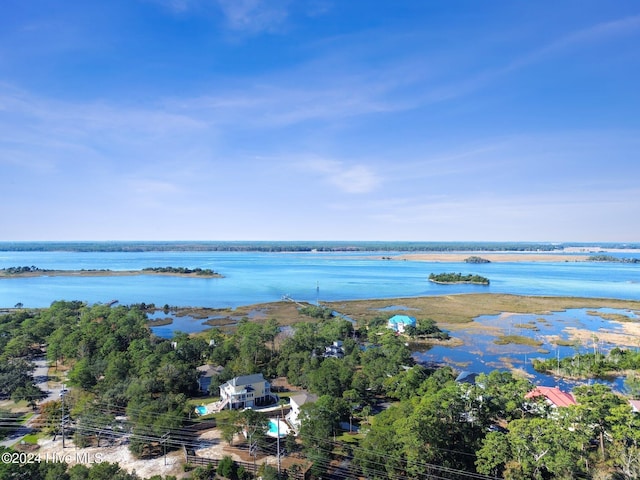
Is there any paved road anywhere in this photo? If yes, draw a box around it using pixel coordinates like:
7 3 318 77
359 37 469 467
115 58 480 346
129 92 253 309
0 357 65 448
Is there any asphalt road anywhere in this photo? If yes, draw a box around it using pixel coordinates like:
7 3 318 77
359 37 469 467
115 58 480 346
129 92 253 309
0 357 65 448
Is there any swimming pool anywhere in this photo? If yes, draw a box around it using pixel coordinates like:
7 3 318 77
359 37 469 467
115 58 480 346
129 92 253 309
195 405 207 416
267 418 290 438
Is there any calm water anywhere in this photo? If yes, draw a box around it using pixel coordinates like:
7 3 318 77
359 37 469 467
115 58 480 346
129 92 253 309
414 307 640 389
2 250 639 387
0 250 639 308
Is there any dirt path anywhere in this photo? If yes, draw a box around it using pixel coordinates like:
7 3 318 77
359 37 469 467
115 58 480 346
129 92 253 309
36 437 188 478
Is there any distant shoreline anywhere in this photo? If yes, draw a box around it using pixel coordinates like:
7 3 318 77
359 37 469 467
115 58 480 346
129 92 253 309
1 240 639 253
0 269 223 279
395 253 591 263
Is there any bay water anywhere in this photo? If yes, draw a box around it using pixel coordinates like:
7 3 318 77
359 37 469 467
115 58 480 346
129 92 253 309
1 249 639 388
1 250 639 309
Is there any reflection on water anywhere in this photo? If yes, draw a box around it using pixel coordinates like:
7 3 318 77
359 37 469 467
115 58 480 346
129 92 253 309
148 311 213 338
413 308 640 390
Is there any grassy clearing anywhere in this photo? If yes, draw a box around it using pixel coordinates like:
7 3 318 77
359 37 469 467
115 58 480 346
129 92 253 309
21 433 41 444
187 396 218 406
336 432 364 443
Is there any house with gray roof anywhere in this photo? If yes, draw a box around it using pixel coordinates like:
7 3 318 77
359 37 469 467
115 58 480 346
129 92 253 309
286 392 318 431
197 364 224 393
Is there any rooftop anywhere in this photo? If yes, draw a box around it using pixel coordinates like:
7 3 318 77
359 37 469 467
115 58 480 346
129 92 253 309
388 314 416 325
525 386 577 408
225 373 267 387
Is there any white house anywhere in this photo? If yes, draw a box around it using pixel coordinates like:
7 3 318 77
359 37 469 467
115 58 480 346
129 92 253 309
324 340 345 358
387 315 417 334
219 373 271 410
286 392 318 431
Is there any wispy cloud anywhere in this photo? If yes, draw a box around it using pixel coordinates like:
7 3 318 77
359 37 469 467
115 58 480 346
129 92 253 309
169 73 402 128
214 0 290 33
535 14 640 57
0 85 208 173
297 158 380 194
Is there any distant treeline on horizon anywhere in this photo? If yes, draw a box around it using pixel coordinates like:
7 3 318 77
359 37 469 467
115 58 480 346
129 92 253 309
0 241 638 253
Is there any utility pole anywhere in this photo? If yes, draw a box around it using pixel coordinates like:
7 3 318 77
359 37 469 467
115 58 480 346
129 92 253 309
61 392 65 448
277 416 281 478
161 432 170 466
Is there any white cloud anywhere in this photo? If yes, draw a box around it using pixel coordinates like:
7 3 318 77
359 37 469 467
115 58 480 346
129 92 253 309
299 158 380 194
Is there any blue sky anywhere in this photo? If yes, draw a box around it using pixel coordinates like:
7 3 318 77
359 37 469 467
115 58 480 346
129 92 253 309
1 0 639 242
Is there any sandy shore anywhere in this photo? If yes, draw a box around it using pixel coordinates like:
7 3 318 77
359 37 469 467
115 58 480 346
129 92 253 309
394 252 590 263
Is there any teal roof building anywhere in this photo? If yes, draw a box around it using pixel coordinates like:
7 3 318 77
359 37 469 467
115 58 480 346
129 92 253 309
387 314 416 333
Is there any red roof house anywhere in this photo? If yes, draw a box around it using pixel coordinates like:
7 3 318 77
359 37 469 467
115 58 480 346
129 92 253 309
525 386 577 408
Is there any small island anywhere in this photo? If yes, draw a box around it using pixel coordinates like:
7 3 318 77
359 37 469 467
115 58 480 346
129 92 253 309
588 255 640 263
428 272 490 285
464 255 491 264
0 265 222 278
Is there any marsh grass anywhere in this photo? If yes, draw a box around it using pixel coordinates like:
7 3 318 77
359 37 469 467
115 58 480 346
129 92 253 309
494 335 543 347
586 310 636 323
173 294 640 334
514 322 540 331
325 294 640 326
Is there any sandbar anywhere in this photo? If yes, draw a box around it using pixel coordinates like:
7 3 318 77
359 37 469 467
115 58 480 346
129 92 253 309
394 252 590 263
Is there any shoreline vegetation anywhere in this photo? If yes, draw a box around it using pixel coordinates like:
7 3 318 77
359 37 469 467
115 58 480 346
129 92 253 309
588 254 640 263
428 272 490 285
0 265 222 278
1 240 640 253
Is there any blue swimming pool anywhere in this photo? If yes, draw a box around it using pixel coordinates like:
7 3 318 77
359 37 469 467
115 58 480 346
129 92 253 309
196 405 207 415
267 419 289 438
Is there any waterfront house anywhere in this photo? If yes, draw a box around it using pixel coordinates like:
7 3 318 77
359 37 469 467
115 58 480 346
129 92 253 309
219 373 271 410
387 314 417 334
287 392 318 431
525 386 577 409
